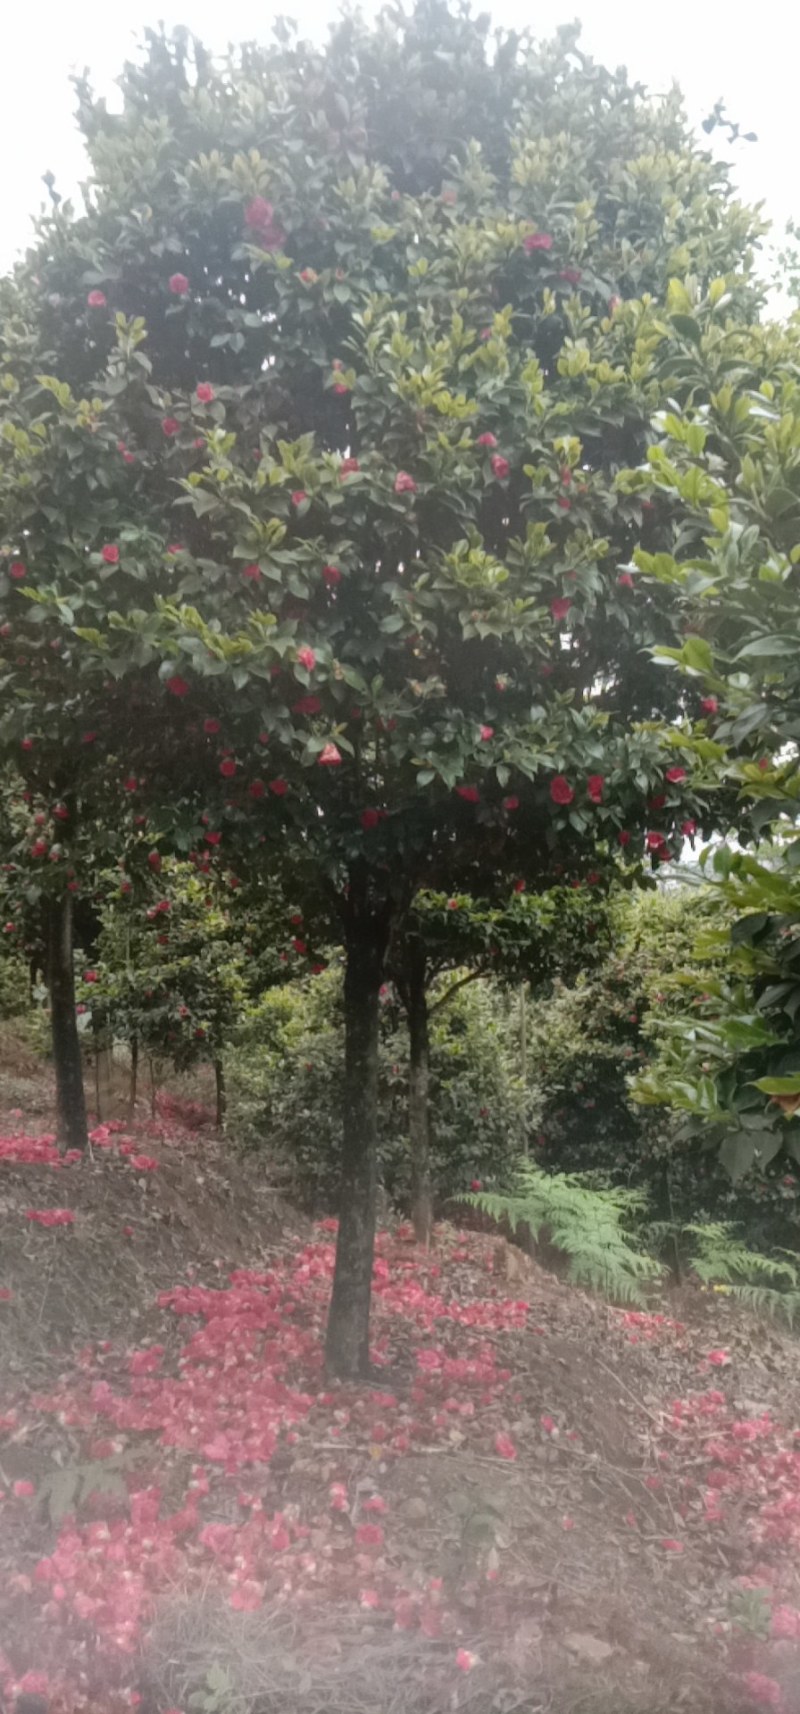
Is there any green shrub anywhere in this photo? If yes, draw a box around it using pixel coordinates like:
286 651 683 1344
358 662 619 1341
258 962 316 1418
227 970 524 1214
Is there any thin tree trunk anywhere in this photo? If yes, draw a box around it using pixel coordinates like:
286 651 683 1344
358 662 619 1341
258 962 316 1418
214 1057 227 1131
407 951 433 1247
520 981 529 1156
45 892 88 1153
130 1036 139 1116
325 875 389 1380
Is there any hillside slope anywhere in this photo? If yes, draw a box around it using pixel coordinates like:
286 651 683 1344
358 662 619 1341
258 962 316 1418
2 1092 800 1714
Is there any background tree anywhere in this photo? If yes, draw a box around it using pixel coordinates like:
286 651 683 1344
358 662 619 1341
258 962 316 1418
0 4 765 1373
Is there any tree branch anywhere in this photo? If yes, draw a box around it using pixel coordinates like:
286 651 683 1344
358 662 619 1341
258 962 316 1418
428 966 487 1016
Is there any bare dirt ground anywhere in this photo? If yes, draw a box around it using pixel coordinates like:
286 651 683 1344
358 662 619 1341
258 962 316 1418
2 1037 800 1714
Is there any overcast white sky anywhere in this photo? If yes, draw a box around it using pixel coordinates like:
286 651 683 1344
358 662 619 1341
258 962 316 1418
2 2 799 277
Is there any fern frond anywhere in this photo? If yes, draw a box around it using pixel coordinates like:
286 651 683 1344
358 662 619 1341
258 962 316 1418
464 1165 663 1305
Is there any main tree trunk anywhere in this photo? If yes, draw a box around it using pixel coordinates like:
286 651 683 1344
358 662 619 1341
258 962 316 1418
45 891 89 1153
325 875 389 1379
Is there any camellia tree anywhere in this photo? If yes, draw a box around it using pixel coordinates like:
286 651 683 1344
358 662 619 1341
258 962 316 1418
0 5 765 1372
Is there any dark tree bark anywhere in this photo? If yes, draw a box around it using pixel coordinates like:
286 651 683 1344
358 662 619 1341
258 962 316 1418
214 1057 227 1131
406 943 433 1247
325 868 391 1380
44 891 89 1153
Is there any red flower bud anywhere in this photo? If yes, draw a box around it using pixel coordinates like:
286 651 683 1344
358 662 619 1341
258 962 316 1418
168 272 189 295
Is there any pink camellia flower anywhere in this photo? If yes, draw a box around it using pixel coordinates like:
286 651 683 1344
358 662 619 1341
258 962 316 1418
705 1349 730 1367
456 1650 478 1673
166 674 190 697
269 778 288 796
495 1431 517 1460
617 571 634 589
700 695 718 715
665 765 686 783
361 808 380 831
618 829 631 847
540 1414 556 1434
490 454 510 480
550 596 572 621
195 382 214 403
355 1522 384 1548
168 272 189 295
479 724 494 741
550 775 574 806
299 268 318 285
503 795 519 811
456 785 480 804
319 742 342 766
162 417 180 437
101 544 119 564
740 1673 784 1710
9 561 27 581
13 1479 36 1497
681 819 698 837
297 646 316 672
523 232 553 253
322 564 342 587
476 431 498 448
87 289 107 307
646 830 666 851
339 456 360 477
660 1538 684 1553
83 969 98 984
394 470 416 494
242 563 262 582
291 489 308 508
219 758 237 779
25 1209 75 1228
587 774 604 804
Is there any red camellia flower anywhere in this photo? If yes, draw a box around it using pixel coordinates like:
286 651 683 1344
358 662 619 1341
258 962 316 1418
292 938 307 955
83 969 98 984
559 267 582 285
195 382 214 403
394 470 417 494
168 272 189 295
456 1651 477 1674
339 456 360 477
680 819 698 837
476 431 497 447
242 563 262 582
203 717 221 735
122 775 137 791
503 795 519 811
269 778 288 796
162 417 180 437
479 724 494 741
166 675 190 697
249 780 266 799
9 561 27 581
494 1431 517 1460
617 571 634 589
322 564 342 587
645 830 665 851
665 766 686 783
470 1178 482 1191
292 695 323 717
361 808 380 830
447 898 459 910
296 646 316 672
550 596 572 621
291 489 308 507
490 454 510 480
514 878 526 894
299 267 317 285
700 696 718 715
319 742 342 766
219 758 237 778
618 829 631 846
101 544 119 564
456 785 480 803
587 774 604 804
147 850 161 871
557 496 571 510
243 197 285 248
87 289 107 307
355 1523 384 1548
523 232 553 252
550 775 574 806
